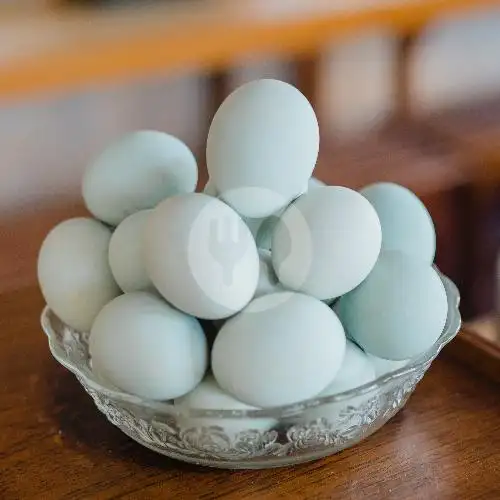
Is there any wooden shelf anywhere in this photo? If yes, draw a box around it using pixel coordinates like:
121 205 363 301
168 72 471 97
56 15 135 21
1 0 499 98
425 97 500 318
315 120 469 194
429 96 500 170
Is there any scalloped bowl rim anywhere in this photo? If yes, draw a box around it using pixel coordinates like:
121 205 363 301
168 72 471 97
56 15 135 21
41 272 461 419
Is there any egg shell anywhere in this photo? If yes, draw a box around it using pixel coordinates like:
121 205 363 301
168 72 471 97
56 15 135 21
337 251 448 361
242 216 265 240
360 182 436 263
108 210 153 292
255 249 283 298
366 354 410 377
83 130 198 226
38 218 121 332
319 341 376 395
174 374 276 438
203 179 218 197
295 341 376 425
212 292 346 408
272 186 382 300
89 292 208 400
295 176 326 201
307 177 326 191
145 193 259 319
207 79 319 218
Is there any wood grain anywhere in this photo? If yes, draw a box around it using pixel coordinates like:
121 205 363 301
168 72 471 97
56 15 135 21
0 287 498 499
1 0 499 98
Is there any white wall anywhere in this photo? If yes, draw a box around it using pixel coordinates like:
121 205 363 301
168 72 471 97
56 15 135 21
0 11 499 213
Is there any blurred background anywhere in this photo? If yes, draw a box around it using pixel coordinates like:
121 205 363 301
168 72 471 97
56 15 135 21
1 0 499 345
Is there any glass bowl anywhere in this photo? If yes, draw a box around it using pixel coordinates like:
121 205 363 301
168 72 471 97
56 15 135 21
41 273 461 469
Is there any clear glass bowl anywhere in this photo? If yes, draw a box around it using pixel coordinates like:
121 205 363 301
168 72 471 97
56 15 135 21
41 273 461 469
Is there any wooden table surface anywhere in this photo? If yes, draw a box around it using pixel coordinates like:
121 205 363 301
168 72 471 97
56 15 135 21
0 286 499 499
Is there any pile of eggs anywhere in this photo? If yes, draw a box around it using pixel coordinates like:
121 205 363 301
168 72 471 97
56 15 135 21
38 79 448 418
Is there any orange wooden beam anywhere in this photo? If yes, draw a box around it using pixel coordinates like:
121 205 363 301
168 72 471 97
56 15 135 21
0 0 499 99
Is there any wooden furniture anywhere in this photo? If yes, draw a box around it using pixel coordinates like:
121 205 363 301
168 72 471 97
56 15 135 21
429 100 500 317
0 173 496 496
0 201 86 294
448 315 500 383
1 0 499 99
431 98 500 167
0 287 500 500
1 5 499 493
0 164 496 496
0 286 498 498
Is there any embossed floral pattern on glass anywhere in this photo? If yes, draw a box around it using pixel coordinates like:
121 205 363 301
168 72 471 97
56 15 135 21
41 273 461 469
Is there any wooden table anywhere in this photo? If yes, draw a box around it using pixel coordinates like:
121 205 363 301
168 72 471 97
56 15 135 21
1 286 499 499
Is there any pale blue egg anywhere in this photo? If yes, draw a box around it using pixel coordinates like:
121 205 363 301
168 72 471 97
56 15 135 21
83 130 198 226
360 182 435 263
337 251 448 361
272 186 382 300
366 354 410 377
202 179 218 197
207 79 319 218
307 176 326 190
